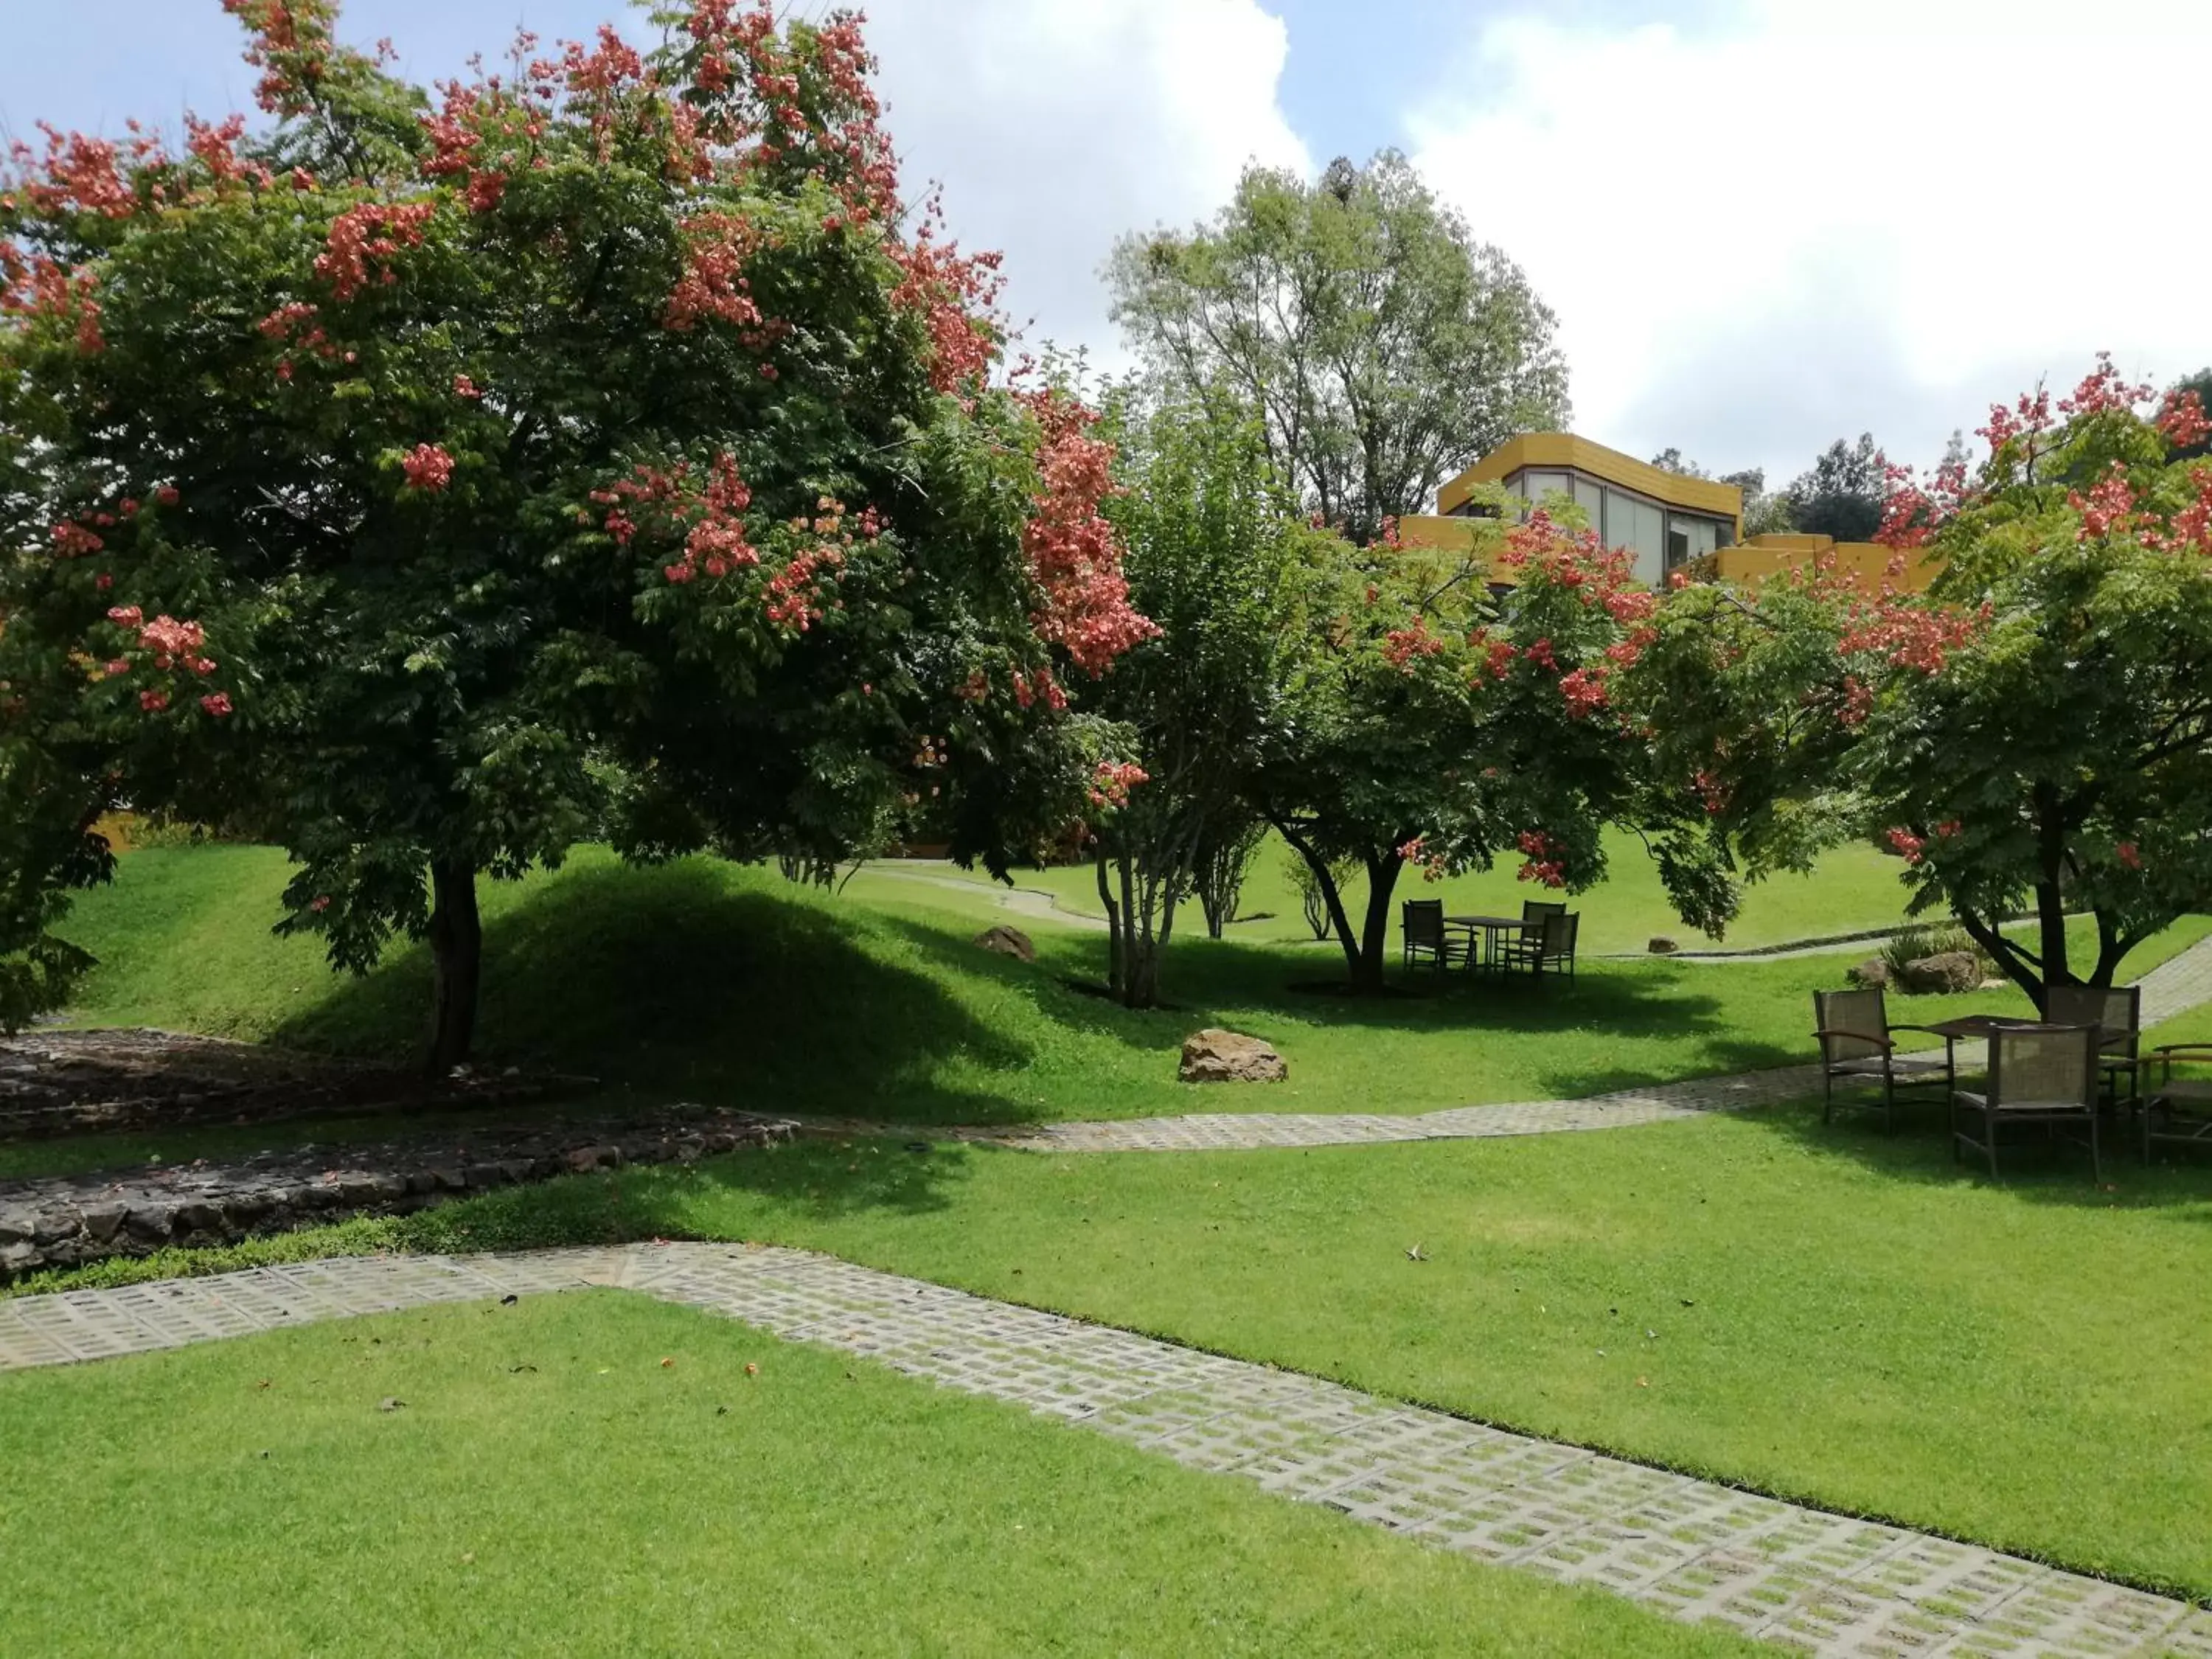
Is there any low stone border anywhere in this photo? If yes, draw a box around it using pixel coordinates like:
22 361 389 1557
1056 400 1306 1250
0 1107 794 1280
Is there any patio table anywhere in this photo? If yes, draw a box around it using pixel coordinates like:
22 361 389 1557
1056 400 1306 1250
1445 915 1534 974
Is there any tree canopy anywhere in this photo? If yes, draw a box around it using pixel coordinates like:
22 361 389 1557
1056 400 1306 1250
1786 433 1887 542
0 0 1152 1054
1106 151 1569 548
1624 358 2212 1007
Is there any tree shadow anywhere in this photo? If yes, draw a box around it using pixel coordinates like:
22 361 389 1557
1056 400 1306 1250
270 859 1046 1128
1747 1094 2212 1213
909 917 1795 1098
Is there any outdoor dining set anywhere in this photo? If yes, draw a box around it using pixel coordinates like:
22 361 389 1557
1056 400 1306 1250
1401 900 1579 981
1812 984 2212 1179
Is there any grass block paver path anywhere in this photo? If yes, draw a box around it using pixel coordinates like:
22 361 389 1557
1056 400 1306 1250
931 936 2212 1154
4 1241 2207 1657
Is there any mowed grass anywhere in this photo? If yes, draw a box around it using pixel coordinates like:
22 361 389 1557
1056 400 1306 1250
910 826 1924 954
41 845 2211 1162
0 1292 1749 1659
24 1102 2212 1600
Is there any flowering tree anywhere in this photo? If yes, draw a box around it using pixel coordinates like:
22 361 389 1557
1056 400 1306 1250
0 2 1150 1054
1254 509 1681 995
1621 357 2212 1009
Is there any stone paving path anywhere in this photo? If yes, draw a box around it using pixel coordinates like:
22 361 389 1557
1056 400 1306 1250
2 1241 2205 1657
905 933 2212 1155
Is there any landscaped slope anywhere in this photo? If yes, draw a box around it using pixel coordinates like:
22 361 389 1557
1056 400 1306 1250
46 846 2211 1138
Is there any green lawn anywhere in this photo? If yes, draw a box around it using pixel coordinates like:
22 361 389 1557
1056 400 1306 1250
0 1291 1747 1658
29 1099 2212 1602
907 826 1926 954
36 846 2210 1168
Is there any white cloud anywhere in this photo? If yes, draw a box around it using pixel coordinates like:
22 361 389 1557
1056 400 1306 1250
1406 0 2212 482
862 0 1310 369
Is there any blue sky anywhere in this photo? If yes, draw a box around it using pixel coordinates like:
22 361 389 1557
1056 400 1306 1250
7 1 2208 490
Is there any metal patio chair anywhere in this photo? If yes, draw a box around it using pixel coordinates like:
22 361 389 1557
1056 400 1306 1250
2045 984 2142 1112
1812 987 1953 1130
2140 1043 2212 1163
1952 1023 2101 1181
1401 900 1464 973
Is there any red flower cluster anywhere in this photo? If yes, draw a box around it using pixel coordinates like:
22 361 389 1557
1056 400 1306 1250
1382 616 1446 670
2157 388 2211 451
315 203 435 300
1514 830 1566 888
1 255 106 354
1087 760 1149 810
888 223 1004 395
221 0 338 118
1017 390 1158 675
1885 827 1925 864
1010 667 1068 712
10 123 136 218
2068 462 2137 542
1397 835 1449 883
2056 352 2152 419
184 114 271 190
400 444 455 491
1557 666 1609 717
665 213 782 344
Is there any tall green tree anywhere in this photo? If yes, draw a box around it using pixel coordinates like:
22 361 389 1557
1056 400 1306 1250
1624 358 2212 1009
1085 392 1318 1007
1787 434 1888 542
0 1 1151 1053
1106 151 1569 548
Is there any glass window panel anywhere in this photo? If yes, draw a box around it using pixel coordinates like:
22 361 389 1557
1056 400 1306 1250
1572 476 1603 529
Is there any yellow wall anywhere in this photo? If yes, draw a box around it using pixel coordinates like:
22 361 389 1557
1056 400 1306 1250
1714 535 1943 594
1439 432 1744 538
1395 514 1487 554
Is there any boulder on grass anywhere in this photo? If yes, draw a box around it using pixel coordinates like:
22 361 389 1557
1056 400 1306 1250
1846 958 1892 990
1179 1029 1287 1084
973 925 1036 964
1647 936 1680 955
1898 952 1980 995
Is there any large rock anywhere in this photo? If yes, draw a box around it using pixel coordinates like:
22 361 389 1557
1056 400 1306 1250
1647 936 1680 956
1846 958 1893 990
973 925 1037 964
1898 952 1981 995
1179 1029 1287 1084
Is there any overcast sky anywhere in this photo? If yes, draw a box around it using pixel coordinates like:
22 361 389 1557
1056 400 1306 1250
6 1 2207 492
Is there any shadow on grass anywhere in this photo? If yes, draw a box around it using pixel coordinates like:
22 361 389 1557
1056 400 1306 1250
271 860 1048 1127
1749 1093 2212 1212
951 919 1799 1096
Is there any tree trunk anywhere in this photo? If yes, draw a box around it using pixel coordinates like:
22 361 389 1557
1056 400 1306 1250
427 858 481 1074
1095 848 1124 997
1352 852 1404 996
1273 820 1363 986
2031 790 2072 1012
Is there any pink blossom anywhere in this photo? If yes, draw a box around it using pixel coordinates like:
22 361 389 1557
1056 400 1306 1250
401 443 455 491
1886 827 1925 864
2117 841 2142 871
199 692 234 717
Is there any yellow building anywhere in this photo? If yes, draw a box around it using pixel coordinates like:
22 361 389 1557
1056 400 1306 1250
1400 431 1938 593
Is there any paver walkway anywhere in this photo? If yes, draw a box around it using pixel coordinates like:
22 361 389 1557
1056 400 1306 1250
907 933 2212 1153
1 1242 2205 1657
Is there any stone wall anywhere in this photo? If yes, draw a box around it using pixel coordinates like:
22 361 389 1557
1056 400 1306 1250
0 1106 793 1281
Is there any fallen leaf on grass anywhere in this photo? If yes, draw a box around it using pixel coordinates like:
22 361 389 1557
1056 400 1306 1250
377 1397 405 1413
660 1357 675 1368
744 1362 759 1377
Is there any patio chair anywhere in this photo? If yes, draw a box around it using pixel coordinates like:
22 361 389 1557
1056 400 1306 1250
1952 1023 2102 1181
2140 1043 2212 1163
1812 987 1953 1130
1498 900 1566 973
1400 900 1464 973
2045 984 2142 1112
1527 911 1579 981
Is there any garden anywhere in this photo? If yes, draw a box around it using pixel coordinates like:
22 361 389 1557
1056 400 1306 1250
4 4 2212 1656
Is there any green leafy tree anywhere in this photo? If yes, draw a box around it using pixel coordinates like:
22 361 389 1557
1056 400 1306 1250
0 2 1150 1051
1085 392 1318 1007
1106 151 1569 548
1787 434 1888 542
1624 358 2212 1008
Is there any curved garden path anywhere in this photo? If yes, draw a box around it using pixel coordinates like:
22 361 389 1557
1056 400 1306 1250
2 1240 2204 1657
815 933 2212 1154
